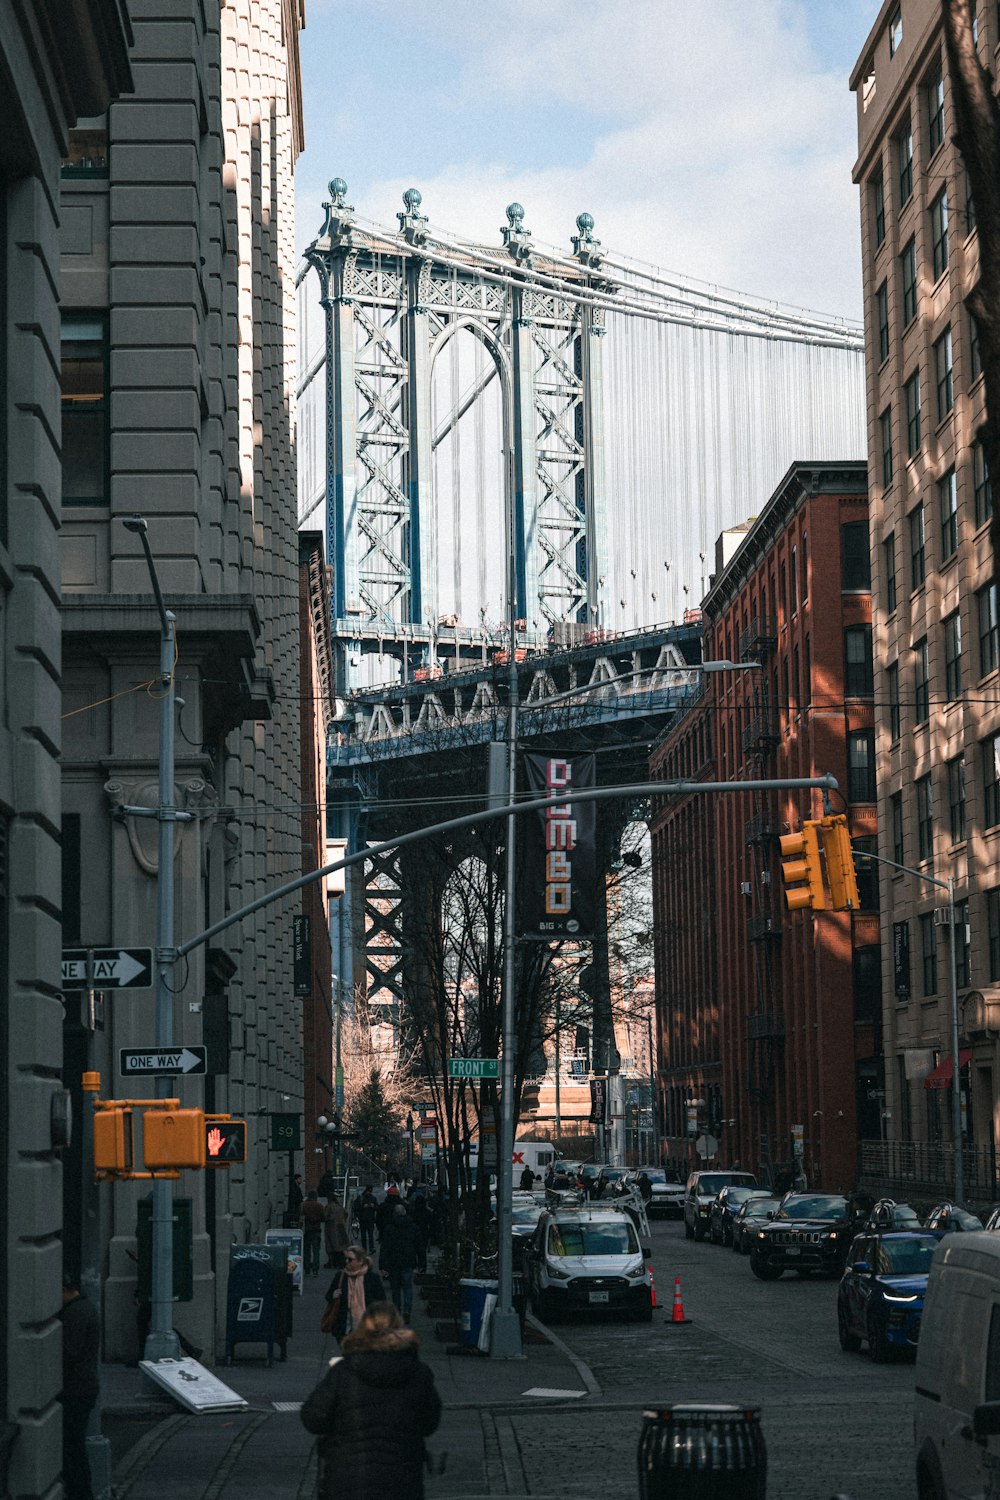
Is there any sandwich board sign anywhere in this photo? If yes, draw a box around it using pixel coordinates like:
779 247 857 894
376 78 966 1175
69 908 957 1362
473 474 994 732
139 1358 248 1414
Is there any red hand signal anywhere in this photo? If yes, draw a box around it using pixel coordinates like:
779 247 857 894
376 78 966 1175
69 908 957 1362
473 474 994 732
207 1126 224 1158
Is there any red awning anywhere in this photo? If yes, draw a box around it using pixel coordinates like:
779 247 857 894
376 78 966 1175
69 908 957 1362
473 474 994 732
923 1049 973 1090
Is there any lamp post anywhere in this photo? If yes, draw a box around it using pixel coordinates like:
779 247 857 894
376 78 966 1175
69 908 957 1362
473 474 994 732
858 848 963 1202
121 515 187 1363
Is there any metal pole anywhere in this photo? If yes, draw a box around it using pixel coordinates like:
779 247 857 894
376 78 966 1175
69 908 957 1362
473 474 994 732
554 992 562 1144
948 877 963 1203
646 1010 655 1167
491 412 523 1359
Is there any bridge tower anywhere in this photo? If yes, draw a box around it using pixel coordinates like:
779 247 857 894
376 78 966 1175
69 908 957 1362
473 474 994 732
304 181 614 695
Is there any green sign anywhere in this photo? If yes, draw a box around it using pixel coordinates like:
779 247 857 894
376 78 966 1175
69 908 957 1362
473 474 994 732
270 1112 301 1151
447 1058 499 1079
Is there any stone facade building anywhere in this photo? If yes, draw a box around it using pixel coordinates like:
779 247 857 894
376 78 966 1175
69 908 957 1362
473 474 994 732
852 1 1000 1186
1 3 133 1493
56 0 307 1363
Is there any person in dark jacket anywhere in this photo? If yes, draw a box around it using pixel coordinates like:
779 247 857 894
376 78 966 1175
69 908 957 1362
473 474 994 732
380 1202 419 1321
61 1272 101 1500
323 1245 386 1342
354 1186 378 1253
302 1301 441 1500
375 1183 400 1239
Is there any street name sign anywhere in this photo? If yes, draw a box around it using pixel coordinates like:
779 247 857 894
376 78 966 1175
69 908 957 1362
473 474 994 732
63 947 153 990
447 1058 499 1079
120 1047 207 1077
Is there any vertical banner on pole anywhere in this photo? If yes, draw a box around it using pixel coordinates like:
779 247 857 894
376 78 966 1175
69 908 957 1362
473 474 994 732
293 915 312 998
521 753 596 939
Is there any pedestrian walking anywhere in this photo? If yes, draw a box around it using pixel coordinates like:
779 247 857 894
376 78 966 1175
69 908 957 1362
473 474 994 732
375 1183 400 1239
354 1184 378 1253
519 1165 535 1191
61 1272 100 1500
409 1189 430 1272
324 1195 349 1269
380 1202 419 1321
637 1171 653 1205
300 1191 326 1276
301 1301 442 1500
317 1167 337 1199
286 1172 304 1227
321 1244 385 1341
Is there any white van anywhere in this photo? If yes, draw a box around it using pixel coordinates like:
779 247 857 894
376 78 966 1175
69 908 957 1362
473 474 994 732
914 1231 1000 1499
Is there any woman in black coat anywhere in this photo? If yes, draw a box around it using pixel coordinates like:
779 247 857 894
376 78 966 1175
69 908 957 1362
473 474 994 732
302 1301 442 1500
323 1244 385 1341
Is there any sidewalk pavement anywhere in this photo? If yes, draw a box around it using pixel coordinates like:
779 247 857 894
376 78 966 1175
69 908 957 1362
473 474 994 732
100 1260 599 1498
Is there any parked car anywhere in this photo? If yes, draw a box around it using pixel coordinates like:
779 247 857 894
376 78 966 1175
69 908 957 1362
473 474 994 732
627 1167 685 1218
732 1195 781 1254
594 1165 630 1199
924 1202 984 1235
915 1229 1000 1498
837 1231 937 1361
684 1169 758 1242
523 1204 653 1323
749 1192 853 1279
510 1201 546 1265
710 1187 773 1246
861 1198 923 1234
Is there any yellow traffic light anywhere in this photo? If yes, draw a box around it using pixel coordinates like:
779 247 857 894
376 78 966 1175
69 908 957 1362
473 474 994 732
819 815 860 911
94 1105 133 1174
143 1107 206 1170
779 821 828 911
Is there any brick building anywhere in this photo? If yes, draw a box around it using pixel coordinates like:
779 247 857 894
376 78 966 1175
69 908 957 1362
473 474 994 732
652 462 880 1192
851 1 1000 1184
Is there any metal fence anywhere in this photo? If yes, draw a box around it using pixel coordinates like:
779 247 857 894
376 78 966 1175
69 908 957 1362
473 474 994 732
857 1138 1000 1204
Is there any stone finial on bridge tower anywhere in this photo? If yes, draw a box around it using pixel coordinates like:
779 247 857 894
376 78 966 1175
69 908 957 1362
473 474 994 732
572 211 604 268
398 187 429 245
502 201 533 264
317 177 355 244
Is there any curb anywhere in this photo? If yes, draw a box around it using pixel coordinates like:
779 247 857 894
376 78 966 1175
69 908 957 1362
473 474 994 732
523 1311 601 1396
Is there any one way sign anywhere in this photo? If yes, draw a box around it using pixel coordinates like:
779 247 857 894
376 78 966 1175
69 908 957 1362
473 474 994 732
62 947 153 991
120 1047 207 1077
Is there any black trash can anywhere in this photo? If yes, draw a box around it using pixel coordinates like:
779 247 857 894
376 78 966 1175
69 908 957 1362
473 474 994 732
637 1404 766 1499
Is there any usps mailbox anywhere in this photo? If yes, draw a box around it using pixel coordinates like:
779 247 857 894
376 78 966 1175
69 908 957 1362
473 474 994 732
225 1244 287 1367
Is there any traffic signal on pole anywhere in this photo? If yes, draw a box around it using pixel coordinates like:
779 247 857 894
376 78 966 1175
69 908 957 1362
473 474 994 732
143 1108 206 1169
94 1105 133 1174
205 1116 247 1164
818 814 860 911
779 820 828 911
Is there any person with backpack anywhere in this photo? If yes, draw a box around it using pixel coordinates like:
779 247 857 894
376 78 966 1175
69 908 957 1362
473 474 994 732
380 1202 419 1322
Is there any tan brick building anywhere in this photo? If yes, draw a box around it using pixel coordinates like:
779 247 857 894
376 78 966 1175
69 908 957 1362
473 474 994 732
852 1 999 1192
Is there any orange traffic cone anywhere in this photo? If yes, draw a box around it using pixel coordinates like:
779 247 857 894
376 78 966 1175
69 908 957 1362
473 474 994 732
648 1266 657 1308
669 1274 691 1324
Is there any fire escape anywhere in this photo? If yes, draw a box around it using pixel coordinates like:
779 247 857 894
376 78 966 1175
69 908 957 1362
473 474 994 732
738 614 784 1181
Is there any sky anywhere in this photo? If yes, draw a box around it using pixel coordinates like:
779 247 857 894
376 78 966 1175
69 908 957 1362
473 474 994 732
294 0 880 322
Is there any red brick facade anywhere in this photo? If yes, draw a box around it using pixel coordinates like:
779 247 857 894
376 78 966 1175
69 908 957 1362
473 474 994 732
651 463 880 1192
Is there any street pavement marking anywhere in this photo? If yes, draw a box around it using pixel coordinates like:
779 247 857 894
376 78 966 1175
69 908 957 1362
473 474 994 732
272 1401 302 1411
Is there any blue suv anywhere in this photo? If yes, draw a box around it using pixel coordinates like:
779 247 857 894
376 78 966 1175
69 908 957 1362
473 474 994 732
837 1231 937 1361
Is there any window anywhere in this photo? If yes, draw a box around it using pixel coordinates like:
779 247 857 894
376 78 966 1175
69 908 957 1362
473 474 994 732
881 407 894 487
801 533 809 602
988 888 1000 982
975 440 992 527
920 912 938 995
889 5 902 55
984 732 1000 828
854 838 880 912
845 625 874 696
910 504 926 589
901 238 917 325
971 313 982 379
876 283 890 362
897 115 913 205
914 637 930 724
884 532 897 613
927 62 945 154
849 730 877 802
939 467 958 560
965 167 977 234
948 755 966 843
842 520 872 590
935 327 954 419
803 635 811 707
944 611 963 700
872 168 886 248
61 126 109 178
61 316 109 505
904 370 921 456
931 190 949 279
891 790 904 865
790 545 798 615
979 583 999 676
888 661 901 741
956 900 971 988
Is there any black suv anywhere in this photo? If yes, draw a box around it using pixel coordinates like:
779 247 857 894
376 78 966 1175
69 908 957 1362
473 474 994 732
749 1192 854 1280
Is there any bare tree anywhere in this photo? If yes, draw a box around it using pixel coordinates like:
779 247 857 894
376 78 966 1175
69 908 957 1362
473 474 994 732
942 0 1000 582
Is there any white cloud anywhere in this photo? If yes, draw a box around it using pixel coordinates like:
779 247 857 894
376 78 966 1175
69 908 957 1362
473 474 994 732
296 0 864 315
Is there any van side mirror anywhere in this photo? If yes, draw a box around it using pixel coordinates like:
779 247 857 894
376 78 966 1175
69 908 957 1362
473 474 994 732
851 1260 870 1275
973 1402 1000 1438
